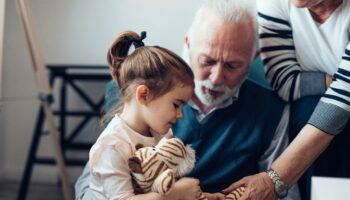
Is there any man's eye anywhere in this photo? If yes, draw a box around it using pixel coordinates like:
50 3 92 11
201 60 216 66
226 63 242 70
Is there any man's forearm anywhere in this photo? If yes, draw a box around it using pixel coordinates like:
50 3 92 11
271 124 334 187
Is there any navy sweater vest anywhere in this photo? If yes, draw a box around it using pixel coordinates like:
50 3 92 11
173 80 285 192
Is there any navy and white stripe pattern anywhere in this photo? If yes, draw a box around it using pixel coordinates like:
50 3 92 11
322 43 350 108
257 0 350 135
320 42 350 112
258 12 300 102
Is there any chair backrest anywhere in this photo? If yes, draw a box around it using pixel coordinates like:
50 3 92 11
105 80 121 112
247 55 270 88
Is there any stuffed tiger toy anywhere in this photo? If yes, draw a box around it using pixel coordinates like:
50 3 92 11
225 187 245 200
128 135 245 200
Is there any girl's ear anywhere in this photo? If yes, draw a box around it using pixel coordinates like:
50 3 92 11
135 85 150 105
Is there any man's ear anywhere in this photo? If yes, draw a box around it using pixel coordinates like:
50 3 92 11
185 36 190 49
254 50 260 60
135 85 150 105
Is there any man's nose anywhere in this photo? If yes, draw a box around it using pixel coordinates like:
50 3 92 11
210 63 225 85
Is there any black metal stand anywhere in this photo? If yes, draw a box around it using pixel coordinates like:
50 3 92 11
17 65 111 200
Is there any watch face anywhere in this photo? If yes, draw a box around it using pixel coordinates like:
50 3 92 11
275 181 288 198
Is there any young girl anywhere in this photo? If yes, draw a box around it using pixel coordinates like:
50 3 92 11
89 31 201 200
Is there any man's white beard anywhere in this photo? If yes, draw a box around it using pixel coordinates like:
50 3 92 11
194 79 243 107
182 44 245 107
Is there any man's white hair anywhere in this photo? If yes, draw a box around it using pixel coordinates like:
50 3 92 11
187 0 257 47
182 0 257 107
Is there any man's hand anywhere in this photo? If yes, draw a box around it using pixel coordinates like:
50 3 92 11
221 172 276 200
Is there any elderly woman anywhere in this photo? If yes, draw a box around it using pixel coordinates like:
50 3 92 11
223 0 350 200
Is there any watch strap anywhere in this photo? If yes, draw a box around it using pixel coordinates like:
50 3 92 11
267 169 288 198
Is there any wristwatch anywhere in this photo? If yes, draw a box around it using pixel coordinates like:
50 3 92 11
267 169 288 198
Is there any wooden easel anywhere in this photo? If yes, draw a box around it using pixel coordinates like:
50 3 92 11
15 0 73 199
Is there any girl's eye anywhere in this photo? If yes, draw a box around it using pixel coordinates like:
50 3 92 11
173 103 180 109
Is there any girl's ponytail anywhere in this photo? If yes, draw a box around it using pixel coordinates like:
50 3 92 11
107 31 144 86
103 30 194 125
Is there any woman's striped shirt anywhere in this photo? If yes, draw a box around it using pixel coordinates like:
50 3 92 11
257 0 350 135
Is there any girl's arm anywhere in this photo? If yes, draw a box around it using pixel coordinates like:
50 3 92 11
128 177 203 200
91 143 202 200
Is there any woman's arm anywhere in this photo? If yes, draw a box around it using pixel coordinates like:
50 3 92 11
308 41 350 135
222 44 350 197
222 125 333 200
272 124 333 186
276 29 350 185
258 0 328 102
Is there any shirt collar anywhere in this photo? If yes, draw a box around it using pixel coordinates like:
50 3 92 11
188 86 241 124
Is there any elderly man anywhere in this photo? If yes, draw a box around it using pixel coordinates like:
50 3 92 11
75 0 300 199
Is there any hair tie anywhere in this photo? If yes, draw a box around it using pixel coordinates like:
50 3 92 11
124 31 147 48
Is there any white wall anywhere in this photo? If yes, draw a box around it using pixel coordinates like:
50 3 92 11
1 0 203 183
0 0 6 181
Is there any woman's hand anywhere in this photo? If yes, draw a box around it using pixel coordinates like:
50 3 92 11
325 74 333 88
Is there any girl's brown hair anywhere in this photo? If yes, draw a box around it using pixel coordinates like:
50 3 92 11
105 31 194 119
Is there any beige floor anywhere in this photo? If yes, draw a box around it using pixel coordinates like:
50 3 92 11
0 181 64 200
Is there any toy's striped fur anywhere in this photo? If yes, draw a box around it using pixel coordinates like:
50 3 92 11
128 136 244 199
225 187 245 200
128 136 206 198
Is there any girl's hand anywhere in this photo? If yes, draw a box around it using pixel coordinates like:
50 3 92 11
203 192 225 200
173 177 202 200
